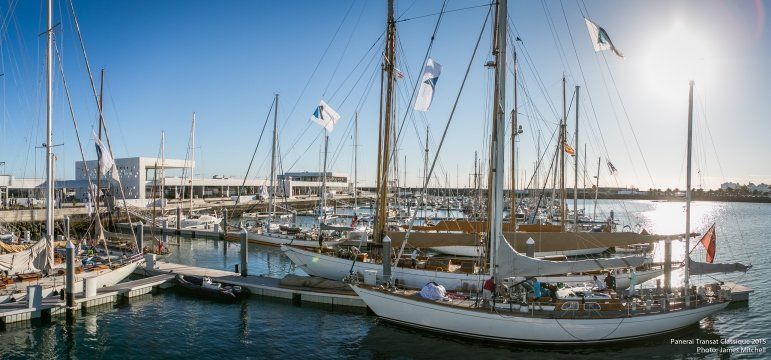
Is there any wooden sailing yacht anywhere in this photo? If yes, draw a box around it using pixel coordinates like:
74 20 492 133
282 0 665 291
349 1 729 342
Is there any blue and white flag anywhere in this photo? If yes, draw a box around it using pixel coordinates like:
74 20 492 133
310 100 341 132
92 131 120 182
414 58 441 112
584 18 624 58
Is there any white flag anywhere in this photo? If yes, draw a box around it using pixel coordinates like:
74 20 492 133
584 18 624 58
414 58 442 112
93 132 120 182
260 184 269 199
310 100 342 132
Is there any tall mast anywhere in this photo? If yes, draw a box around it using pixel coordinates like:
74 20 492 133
374 0 396 244
559 75 567 232
353 111 358 211
510 48 518 230
45 0 54 258
424 126 429 190
573 85 580 230
486 0 507 279
161 131 166 214
536 129 540 201
94 69 105 231
593 156 600 220
321 129 329 219
582 144 587 212
472 151 478 218
684 80 695 303
189 112 196 216
269 94 278 218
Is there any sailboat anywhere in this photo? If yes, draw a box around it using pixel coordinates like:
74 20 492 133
282 0 667 291
349 1 729 343
244 95 342 249
175 113 222 231
0 0 142 303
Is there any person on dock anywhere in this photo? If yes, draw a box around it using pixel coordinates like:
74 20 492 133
317 232 324 252
482 277 496 307
410 249 419 268
604 272 616 291
629 269 637 296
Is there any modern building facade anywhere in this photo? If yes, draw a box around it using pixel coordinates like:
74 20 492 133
278 171 351 197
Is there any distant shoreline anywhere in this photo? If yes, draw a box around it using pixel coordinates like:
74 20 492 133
359 187 771 203
592 194 771 203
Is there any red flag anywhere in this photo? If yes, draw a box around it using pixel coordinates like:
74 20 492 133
699 224 716 263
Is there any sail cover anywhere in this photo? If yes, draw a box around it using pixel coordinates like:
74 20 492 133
0 238 49 274
688 257 750 276
495 235 647 277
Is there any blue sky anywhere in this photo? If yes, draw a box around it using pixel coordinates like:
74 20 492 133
0 0 768 190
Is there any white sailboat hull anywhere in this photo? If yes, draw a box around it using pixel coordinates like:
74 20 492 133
281 245 661 290
249 232 339 249
352 285 728 344
0 259 142 303
429 245 610 258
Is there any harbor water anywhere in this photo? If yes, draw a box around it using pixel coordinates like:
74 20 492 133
0 200 768 359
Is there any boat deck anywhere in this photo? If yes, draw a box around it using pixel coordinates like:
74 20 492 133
383 286 728 320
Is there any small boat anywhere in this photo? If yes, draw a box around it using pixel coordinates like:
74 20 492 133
175 275 248 301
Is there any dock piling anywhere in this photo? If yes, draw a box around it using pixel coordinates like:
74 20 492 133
176 206 181 234
222 208 228 240
65 240 75 308
382 236 392 285
135 222 144 252
162 219 169 244
240 228 248 277
64 215 70 240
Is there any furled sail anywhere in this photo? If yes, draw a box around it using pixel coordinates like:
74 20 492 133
688 257 750 276
495 235 647 277
0 238 49 274
385 230 682 252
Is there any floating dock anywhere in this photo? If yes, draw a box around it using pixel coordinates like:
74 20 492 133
0 274 173 325
135 260 365 308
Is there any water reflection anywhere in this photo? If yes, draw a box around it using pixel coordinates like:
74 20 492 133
159 235 303 278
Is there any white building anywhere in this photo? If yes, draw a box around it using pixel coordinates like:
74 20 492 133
278 171 350 197
720 182 740 190
747 183 770 194
75 157 269 201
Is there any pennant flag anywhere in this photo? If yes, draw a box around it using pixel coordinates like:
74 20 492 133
699 224 716 263
414 58 442 112
395 69 404 80
563 142 575 156
310 100 342 132
260 184 269 199
93 132 120 182
607 161 618 174
584 18 624 58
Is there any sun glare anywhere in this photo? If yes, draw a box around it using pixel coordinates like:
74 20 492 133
642 21 715 99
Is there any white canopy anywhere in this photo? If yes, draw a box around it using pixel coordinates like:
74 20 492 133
0 238 50 275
